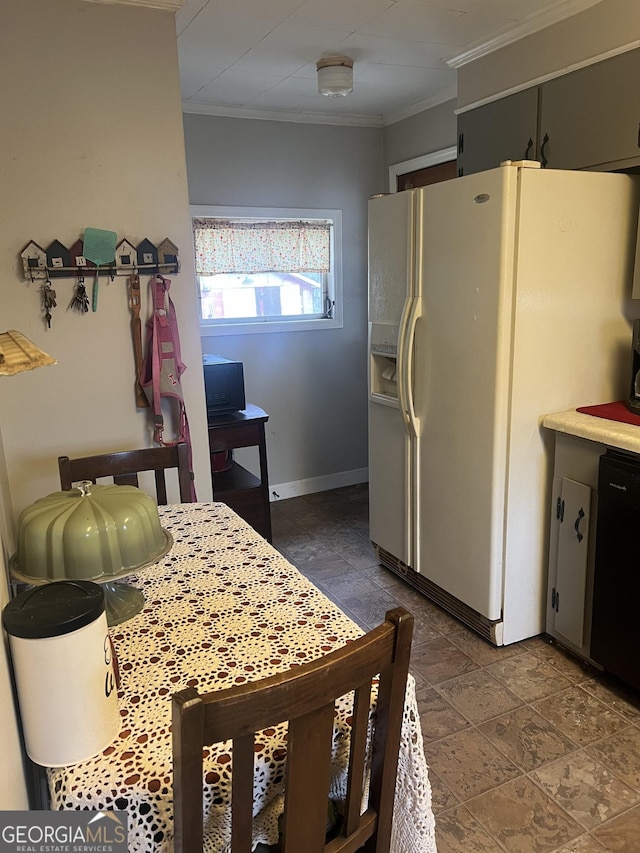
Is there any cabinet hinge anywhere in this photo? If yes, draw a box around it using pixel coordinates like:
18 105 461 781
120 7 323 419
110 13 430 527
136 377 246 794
458 132 464 155
551 587 560 613
556 497 565 521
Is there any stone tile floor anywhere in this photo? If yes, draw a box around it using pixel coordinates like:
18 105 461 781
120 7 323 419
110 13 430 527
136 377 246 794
270 483 640 853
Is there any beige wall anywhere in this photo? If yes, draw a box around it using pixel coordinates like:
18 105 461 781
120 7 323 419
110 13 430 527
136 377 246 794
0 0 210 805
457 0 640 109
0 428 27 808
0 0 210 518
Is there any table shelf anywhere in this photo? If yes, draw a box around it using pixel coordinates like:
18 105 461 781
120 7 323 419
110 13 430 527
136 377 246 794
208 404 272 542
214 460 261 493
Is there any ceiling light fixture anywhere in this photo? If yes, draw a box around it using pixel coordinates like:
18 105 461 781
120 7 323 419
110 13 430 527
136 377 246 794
317 56 354 97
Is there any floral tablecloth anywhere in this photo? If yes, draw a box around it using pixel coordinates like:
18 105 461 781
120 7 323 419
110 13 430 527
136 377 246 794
48 503 436 853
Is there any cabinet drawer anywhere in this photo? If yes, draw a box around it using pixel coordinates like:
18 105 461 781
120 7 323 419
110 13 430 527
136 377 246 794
209 423 261 452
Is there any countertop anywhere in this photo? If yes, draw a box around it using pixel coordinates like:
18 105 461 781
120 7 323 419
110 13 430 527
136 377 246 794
542 409 640 455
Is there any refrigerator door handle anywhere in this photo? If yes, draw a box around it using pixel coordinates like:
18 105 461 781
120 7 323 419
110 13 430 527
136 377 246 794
397 295 421 439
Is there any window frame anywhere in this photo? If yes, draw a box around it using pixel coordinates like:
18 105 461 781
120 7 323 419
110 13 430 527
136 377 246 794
191 205 343 335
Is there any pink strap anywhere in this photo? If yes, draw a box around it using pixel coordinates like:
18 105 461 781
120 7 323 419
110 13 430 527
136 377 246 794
146 275 197 500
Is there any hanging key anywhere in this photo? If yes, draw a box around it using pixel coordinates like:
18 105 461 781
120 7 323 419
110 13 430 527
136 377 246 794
42 279 57 328
70 276 90 313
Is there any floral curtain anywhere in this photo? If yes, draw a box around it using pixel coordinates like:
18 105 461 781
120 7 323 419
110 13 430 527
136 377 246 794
193 218 331 275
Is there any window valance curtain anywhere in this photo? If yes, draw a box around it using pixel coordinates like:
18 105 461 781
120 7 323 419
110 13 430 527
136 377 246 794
193 218 331 275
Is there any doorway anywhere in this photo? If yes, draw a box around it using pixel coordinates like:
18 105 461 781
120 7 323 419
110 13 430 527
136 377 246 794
388 146 457 193
396 159 457 191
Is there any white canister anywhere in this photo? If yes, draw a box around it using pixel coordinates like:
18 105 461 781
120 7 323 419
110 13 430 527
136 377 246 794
2 580 120 766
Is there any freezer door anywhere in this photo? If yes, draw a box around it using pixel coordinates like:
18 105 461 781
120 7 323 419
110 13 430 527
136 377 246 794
368 400 413 565
414 166 519 620
368 191 418 330
368 190 418 567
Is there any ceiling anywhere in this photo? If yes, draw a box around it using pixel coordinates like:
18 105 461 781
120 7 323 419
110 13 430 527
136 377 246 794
176 0 600 126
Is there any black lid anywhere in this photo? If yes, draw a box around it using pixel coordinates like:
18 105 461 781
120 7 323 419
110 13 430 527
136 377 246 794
2 581 105 639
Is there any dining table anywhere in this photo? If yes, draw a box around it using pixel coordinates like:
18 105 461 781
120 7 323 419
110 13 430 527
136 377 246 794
47 502 437 853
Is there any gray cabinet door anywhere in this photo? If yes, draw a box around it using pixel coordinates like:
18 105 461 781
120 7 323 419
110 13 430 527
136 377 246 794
554 478 592 649
539 48 640 170
457 88 539 176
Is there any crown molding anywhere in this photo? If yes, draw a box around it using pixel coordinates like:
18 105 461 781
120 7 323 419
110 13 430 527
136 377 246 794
447 0 603 68
182 100 383 127
182 84 459 128
454 39 640 114
82 0 185 10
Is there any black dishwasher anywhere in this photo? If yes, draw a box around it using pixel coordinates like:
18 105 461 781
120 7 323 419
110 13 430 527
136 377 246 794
590 449 640 691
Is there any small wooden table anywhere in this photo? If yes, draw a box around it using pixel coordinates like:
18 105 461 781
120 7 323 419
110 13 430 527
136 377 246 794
207 404 272 541
46 504 436 853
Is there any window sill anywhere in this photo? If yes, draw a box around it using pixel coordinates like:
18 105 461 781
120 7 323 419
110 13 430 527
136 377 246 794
200 317 343 336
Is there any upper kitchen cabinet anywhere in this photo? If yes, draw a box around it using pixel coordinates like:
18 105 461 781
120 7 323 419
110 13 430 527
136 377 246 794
458 47 640 176
539 48 640 171
457 88 539 176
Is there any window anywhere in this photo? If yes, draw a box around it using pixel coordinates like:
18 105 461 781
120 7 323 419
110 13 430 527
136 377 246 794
191 206 343 335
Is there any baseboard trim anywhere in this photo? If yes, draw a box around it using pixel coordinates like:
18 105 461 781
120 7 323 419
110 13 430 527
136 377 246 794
269 468 368 501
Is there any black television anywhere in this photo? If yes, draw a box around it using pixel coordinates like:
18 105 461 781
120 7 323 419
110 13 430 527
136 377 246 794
203 354 246 418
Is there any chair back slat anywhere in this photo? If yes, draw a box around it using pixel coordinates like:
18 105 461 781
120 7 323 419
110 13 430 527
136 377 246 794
58 443 193 504
153 469 168 505
365 613 414 852
172 689 205 853
172 607 414 853
281 703 335 853
342 682 371 837
230 734 255 853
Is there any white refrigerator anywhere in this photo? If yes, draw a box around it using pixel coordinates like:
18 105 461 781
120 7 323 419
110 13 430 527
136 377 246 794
368 161 639 646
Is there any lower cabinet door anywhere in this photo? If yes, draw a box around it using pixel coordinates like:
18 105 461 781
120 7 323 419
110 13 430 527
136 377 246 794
553 478 591 648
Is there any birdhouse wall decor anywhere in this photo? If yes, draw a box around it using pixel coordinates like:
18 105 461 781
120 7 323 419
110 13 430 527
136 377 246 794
68 239 92 271
157 238 179 268
18 235 180 279
21 242 48 280
116 239 137 272
136 239 158 270
45 240 72 278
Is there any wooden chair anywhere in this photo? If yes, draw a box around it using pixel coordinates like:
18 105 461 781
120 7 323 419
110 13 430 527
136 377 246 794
58 443 193 505
172 606 414 853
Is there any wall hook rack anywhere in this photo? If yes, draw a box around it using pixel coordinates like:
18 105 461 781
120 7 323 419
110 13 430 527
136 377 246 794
20 237 180 281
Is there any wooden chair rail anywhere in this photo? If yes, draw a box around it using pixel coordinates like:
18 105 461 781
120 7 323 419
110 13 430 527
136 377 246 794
58 443 193 504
